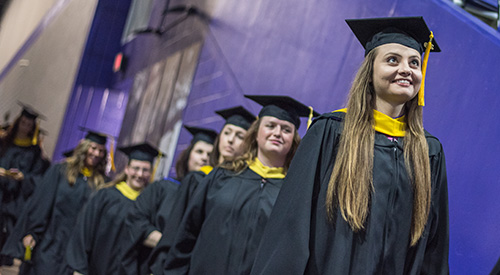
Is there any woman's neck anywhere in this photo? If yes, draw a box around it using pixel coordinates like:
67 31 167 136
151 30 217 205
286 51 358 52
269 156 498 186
257 151 285 168
375 99 405 118
15 132 29 140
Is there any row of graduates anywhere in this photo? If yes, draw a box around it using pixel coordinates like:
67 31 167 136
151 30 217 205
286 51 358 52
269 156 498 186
1 16 451 275
0 94 317 275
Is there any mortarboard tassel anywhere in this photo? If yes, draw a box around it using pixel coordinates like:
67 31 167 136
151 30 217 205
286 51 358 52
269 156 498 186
24 246 32 261
307 106 314 129
32 123 39 146
418 31 434 106
109 138 116 172
150 151 162 182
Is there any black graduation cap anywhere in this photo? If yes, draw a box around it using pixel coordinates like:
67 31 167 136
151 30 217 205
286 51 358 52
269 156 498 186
78 127 109 145
345 16 440 56
215 106 256 131
17 101 46 120
118 142 161 163
184 125 218 145
244 95 319 129
62 149 74 158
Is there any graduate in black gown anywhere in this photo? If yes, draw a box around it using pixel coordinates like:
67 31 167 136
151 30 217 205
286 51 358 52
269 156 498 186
0 130 109 275
66 142 160 275
163 95 318 275
120 126 217 275
0 104 50 260
148 107 256 274
251 17 449 275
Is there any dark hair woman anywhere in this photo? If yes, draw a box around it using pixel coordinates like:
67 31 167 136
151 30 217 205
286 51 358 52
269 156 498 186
163 95 318 275
146 107 256 274
1 130 108 274
251 17 449 275
0 104 49 265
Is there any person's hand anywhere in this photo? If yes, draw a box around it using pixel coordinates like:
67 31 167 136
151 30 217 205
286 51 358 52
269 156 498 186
22 235 36 249
0 167 6 177
9 169 24 181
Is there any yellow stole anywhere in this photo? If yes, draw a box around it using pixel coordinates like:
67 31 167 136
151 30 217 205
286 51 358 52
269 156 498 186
200 165 213 175
80 167 93 178
248 158 286 179
13 138 32 147
115 181 141 201
335 108 406 137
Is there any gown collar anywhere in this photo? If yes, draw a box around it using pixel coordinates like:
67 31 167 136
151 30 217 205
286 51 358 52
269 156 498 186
115 181 141 201
335 108 406 137
80 167 93 177
13 138 32 147
200 165 213 175
248 157 286 179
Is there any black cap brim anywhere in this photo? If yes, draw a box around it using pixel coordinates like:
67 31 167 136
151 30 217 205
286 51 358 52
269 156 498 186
244 95 319 128
346 16 441 55
118 142 161 163
17 101 46 120
184 125 218 145
215 106 256 130
78 126 109 145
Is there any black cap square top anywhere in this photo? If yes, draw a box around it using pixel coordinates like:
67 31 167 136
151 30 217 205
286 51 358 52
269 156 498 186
184 126 218 145
118 142 160 163
346 16 440 56
244 95 319 129
17 101 46 120
215 106 256 131
78 126 109 145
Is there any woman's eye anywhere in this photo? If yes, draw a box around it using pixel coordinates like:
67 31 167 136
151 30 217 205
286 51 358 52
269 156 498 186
410 59 420 67
387 57 397 63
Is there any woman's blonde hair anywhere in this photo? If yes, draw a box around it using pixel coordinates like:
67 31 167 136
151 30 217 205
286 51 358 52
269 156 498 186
65 139 108 189
326 48 431 246
220 118 301 174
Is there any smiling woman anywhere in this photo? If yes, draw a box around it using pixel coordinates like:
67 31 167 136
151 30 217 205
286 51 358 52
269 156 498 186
1 130 109 274
162 95 318 275
251 17 449 275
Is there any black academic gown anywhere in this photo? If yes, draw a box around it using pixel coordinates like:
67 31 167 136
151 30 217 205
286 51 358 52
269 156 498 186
66 184 139 275
0 143 49 253
120 179 179 275
491 256 500 275
163 166 284 275
148 172 206 275
0 162 98 275
250 112 449 275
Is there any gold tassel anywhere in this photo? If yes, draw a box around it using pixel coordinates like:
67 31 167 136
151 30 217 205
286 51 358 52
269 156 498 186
109 138 116 172
307 106 314 129
32 123 39 146
150 152 162 182
24 246 32 261
418 31 434 106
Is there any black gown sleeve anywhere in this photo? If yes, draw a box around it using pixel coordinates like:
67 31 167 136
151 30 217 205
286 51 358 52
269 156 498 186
421 139 449 274
148 172 206 274
162 171 215 274
120 182 165 275
66 189 104 274
251 115 341 275
23 163 63 244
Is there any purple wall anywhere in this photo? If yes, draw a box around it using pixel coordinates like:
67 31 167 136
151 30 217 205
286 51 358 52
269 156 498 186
177 0 500 273
93 0 499 273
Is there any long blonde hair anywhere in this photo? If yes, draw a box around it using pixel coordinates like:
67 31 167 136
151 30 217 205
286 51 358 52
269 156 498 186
326 49 431 246
221 118 301 174
65 139 108 189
